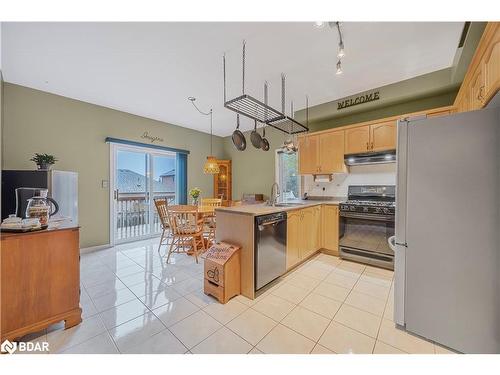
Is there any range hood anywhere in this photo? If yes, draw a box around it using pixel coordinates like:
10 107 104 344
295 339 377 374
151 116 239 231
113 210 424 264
344 150 396 166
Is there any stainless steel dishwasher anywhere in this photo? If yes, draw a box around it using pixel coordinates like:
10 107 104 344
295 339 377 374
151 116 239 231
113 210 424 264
254 212 287 291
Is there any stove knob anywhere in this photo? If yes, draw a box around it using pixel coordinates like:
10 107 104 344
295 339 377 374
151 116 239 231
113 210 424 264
350 206 356 211
363 207 368 212
383 208 389 214
375 208 381 213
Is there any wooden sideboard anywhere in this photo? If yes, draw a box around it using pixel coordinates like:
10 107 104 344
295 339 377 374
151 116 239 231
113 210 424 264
0 226 82 342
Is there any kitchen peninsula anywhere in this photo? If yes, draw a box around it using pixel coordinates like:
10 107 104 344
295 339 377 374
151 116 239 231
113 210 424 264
215 200 343 299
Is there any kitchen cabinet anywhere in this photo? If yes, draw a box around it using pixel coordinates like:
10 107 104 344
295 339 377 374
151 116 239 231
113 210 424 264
286 206 322 270
298 135 319 174
298 131 345 175
321 205 339 255
484 35 500 100
345 121 396 154
470 64 485 110
454 23 500 112
319 131 346 173
286 210 301 269
345 126 370 154
370 121 397 152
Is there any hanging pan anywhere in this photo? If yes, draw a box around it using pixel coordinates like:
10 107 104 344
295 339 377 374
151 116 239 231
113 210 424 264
232 114 246 151
260 125 270 151
250 119 262 149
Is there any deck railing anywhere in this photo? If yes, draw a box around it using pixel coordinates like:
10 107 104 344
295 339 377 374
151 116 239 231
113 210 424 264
116 192 175 240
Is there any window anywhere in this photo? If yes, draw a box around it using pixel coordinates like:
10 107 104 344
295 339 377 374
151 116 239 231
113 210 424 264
276 150 300 200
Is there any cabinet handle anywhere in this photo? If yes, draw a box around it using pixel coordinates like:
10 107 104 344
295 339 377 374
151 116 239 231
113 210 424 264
371 142 374 150
478 86 485 101
366 142 369 150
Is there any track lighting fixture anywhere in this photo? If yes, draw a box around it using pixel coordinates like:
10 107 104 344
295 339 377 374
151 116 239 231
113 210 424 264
336 60 343 75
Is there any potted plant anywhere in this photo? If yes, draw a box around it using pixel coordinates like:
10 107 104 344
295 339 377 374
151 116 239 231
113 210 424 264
30 153 58 170
189 187 202 205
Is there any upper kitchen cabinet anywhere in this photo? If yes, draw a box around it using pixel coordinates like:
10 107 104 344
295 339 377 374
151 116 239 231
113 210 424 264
345 121 396 154
319 131 346 173
298 131 345 175
345 126 370 154
370 121 397 152
483 29 500 100
470 64 485 110
298 135 319 174
454 23 500 112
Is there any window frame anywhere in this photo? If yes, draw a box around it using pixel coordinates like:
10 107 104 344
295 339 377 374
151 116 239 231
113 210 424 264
274 148 302 201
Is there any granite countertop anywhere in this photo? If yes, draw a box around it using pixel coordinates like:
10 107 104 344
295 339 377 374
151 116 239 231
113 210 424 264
215 197 346 216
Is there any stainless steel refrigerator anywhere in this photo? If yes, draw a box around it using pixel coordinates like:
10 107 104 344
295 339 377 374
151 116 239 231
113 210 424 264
394 104 500 353
1 169 78 224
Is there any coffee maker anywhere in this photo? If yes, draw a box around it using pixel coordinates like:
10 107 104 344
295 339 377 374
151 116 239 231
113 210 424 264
15 187 59 219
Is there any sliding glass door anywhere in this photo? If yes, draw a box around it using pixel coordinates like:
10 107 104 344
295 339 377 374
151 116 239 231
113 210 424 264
111 144 177 243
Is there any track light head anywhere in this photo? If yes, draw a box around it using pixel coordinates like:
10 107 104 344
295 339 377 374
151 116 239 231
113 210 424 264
336 60 343 75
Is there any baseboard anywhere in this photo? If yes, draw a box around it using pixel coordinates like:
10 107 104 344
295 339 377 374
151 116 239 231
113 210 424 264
80 244 112 254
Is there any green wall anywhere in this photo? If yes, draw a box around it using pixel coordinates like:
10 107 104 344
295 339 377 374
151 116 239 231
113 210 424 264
223 89 458 200
1 83 224 248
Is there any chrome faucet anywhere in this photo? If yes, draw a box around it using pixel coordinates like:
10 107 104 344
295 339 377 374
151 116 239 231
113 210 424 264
269 182 280 206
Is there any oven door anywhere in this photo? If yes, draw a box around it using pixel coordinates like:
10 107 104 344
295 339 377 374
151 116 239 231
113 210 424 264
339 212 395 269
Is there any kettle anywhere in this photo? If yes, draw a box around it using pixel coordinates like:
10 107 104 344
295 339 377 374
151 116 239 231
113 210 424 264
15 188 59 219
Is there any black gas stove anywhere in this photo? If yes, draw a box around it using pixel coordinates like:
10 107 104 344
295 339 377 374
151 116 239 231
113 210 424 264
338 185 396 269
340 185 396 217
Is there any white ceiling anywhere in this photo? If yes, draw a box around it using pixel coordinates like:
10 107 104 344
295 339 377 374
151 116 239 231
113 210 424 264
2 22 463 136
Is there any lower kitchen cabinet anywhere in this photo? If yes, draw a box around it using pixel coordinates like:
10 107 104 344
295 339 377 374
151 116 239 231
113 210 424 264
321 205 339 255
286 210 301 269
286 206 324 270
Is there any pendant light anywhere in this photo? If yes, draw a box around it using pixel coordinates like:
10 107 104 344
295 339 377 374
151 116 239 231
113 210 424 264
188 97 220 174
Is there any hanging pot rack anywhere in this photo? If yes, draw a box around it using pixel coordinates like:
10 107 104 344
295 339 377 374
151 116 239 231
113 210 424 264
223 40 309 135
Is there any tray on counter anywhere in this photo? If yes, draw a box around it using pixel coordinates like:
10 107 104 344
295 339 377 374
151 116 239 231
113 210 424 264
0 225 48 233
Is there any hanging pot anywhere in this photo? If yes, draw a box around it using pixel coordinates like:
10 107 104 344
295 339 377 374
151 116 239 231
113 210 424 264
231 114 246 151
250 120 262 149
260 126 270 151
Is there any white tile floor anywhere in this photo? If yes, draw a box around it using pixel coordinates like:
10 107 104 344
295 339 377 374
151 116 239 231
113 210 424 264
18 238 456 354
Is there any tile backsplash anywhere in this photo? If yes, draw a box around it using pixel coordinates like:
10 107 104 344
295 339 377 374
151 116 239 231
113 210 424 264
303 163 396 197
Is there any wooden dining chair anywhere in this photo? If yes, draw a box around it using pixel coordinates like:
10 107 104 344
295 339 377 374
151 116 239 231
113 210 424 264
167 205 206 263
200 198 222 245
153 198 172 255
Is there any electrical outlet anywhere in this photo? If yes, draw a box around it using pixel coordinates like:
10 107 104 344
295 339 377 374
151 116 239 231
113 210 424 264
102 180 109 188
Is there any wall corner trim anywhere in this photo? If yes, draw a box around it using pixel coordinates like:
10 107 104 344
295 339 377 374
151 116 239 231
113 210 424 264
105 137 190 155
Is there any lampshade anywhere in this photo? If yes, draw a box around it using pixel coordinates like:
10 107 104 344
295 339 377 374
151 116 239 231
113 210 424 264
203 156 220 174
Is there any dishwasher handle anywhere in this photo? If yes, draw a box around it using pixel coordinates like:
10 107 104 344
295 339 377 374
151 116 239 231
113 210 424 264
258 219 284 228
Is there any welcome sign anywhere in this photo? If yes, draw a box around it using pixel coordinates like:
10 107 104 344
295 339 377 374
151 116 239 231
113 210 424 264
337 91 380 110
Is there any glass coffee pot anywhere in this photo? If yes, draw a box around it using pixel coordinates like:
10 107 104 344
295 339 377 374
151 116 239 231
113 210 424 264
25 189 59 227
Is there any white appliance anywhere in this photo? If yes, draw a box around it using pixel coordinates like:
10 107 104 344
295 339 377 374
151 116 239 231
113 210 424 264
394 105 500 353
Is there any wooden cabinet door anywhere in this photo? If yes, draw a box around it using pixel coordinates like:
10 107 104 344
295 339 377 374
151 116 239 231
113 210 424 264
345 126 370 154
321 205 339 254
300 207 316 259
370 121 397 152
298 135 319 174
311 206 322 252
470 65 486 110
286 210 301 270
319 131 346 173
484 35 500 101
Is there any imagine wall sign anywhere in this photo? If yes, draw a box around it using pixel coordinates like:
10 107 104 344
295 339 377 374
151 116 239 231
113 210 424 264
141 131 164 143
337 91 380 110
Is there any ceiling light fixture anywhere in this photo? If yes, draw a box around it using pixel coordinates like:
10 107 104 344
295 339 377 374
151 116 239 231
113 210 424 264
314 21 346 74
188 97 220 174
336 60 343 75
